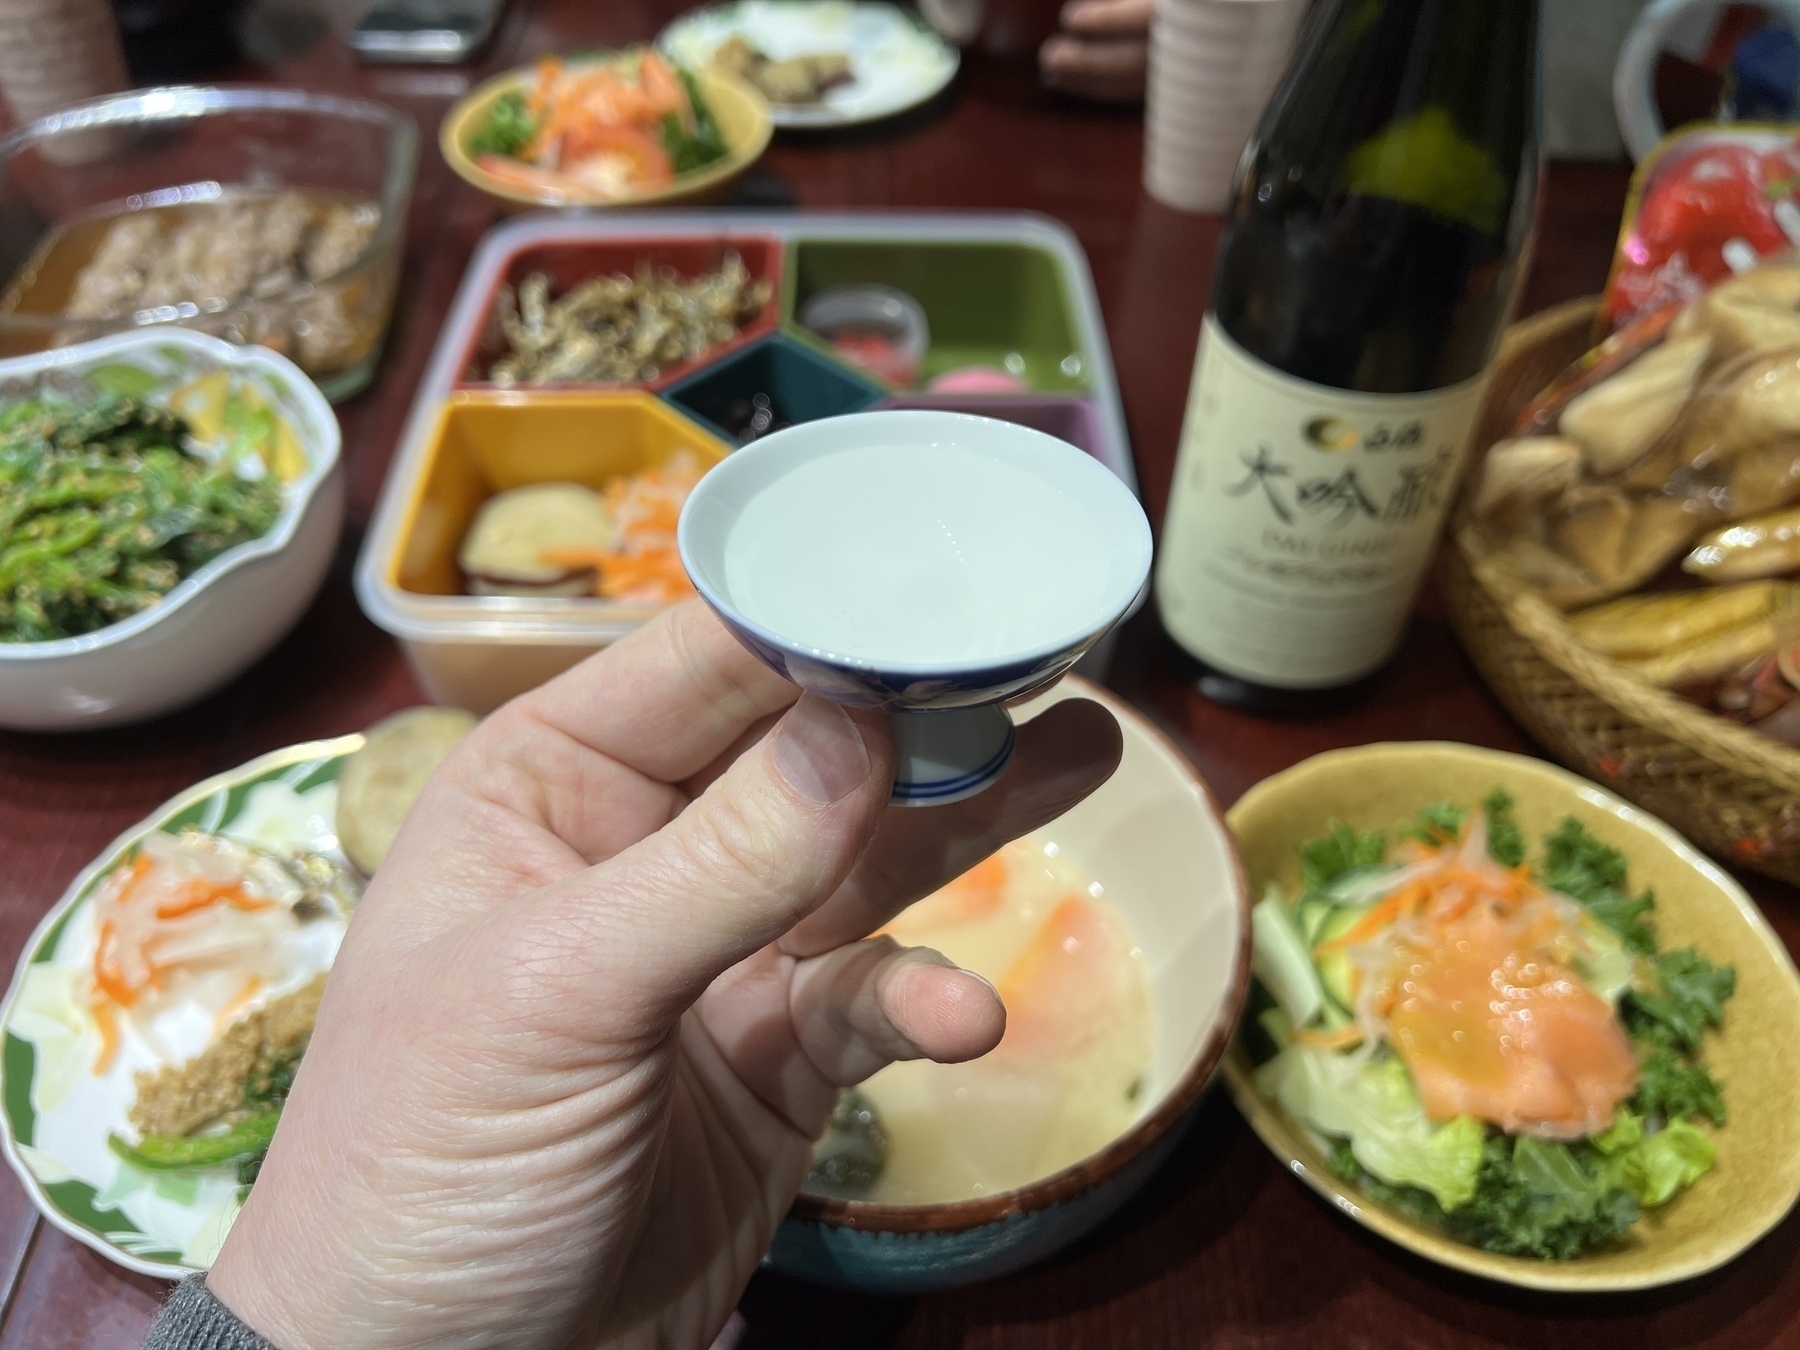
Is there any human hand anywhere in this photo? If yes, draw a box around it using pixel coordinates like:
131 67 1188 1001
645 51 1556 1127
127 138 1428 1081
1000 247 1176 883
206 601 1121 1350
1040 0 1152 103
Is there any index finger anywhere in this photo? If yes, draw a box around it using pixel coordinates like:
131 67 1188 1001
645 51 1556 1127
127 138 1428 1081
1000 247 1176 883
510 599 802 785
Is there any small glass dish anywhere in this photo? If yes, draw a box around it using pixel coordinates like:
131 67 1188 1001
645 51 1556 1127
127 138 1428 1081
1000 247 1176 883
0 86 417 402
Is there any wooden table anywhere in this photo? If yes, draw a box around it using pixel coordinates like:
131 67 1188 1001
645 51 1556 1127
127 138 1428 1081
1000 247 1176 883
3 5 1792 1346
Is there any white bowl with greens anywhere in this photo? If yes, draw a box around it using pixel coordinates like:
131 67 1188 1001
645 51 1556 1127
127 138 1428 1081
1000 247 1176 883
0 329 341 730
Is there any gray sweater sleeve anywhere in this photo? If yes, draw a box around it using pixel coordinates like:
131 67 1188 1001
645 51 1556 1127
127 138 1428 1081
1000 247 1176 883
143 1275 278 1350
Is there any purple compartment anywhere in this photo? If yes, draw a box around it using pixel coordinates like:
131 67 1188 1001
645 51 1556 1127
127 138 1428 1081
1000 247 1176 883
877 394 1105 460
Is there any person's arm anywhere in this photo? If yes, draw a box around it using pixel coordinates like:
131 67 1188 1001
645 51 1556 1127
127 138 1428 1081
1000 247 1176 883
1040 0 1152 102
145 1277 274 1350
140 602 1116 1350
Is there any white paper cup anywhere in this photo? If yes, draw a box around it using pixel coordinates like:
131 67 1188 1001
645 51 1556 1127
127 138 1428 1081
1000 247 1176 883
0 0 128 165
1144 0 1308 213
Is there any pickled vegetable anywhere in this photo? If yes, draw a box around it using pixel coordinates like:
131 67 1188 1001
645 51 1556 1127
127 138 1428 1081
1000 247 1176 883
1686 508 1800 582
1569 582 1799 659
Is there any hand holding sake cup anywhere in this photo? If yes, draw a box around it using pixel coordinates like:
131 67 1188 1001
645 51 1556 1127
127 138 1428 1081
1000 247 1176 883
677 410 1153 805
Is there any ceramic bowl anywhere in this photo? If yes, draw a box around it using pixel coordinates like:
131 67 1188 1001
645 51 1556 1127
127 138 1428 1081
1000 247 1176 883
677 409 1151 712
0 330 343 731
440 64 772 210
1222 741 1800 1291
766 676 1251 1290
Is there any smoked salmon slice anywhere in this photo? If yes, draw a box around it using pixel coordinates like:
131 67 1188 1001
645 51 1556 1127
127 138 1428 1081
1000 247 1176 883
1384 894 1638 1138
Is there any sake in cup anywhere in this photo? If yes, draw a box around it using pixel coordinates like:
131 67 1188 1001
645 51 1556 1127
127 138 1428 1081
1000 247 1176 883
676 409 1152 804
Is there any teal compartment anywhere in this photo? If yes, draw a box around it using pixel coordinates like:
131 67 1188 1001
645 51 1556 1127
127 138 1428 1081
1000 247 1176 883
787 240 1089 393
661 334 883 445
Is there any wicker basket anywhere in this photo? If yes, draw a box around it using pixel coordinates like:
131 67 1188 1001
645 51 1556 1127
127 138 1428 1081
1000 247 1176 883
1443 298 1800 885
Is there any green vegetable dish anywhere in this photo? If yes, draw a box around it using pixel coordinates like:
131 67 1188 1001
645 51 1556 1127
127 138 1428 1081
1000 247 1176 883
1247 790 1736 1259
0 374 298 643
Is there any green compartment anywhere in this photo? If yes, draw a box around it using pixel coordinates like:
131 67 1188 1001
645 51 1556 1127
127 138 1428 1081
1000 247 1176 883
786 241 1089 393
661 334 884 445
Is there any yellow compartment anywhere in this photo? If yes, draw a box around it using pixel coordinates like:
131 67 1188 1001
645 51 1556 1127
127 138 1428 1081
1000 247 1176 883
373 391 728 711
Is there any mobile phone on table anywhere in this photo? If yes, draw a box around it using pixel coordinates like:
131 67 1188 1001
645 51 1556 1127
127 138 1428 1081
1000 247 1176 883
350 0 505 63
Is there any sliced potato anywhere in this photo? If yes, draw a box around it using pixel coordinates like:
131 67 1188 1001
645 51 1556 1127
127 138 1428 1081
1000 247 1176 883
459 482 617 596
337 707 479 875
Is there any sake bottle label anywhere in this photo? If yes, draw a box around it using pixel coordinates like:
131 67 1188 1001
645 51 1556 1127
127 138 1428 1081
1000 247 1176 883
1156 314 1491 688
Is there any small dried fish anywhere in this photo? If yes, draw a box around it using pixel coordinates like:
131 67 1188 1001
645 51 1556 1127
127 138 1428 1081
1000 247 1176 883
488 253 772 386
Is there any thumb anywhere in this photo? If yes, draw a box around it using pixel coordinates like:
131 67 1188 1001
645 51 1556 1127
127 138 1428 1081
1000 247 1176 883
502 695 895 1027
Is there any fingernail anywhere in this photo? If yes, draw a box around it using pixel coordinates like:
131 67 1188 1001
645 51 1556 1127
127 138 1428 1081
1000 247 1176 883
773 697 870 805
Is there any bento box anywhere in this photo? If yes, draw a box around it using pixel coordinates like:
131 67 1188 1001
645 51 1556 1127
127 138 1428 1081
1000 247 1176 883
356 212 1137 711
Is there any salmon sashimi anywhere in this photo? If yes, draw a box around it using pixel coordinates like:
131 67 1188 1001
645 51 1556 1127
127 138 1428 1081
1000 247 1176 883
1354 814 1639 1138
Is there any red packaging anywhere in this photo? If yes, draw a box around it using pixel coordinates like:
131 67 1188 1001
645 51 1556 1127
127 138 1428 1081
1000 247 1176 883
1604 125 1800 332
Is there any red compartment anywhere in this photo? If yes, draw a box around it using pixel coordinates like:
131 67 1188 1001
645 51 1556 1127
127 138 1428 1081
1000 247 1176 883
455 234 784 391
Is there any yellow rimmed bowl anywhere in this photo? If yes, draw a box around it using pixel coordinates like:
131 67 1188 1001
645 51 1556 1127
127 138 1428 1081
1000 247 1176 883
440 64 772 211
1221 740 1800 1291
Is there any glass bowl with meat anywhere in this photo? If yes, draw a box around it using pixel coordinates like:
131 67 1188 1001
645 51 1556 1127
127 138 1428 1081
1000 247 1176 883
0 86 417 402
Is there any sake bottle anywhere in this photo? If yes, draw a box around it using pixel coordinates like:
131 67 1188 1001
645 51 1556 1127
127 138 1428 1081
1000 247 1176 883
1154 0 1542 712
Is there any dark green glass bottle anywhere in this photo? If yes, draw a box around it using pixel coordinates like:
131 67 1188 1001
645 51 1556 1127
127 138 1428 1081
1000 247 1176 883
1156 0 1542 714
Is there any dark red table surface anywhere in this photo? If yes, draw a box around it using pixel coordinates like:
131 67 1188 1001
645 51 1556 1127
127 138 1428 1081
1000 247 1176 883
2 5 1794 1346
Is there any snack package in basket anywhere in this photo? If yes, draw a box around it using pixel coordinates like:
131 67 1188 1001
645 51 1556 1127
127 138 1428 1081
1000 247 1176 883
1604 124 1800 333
1469 257 1800 747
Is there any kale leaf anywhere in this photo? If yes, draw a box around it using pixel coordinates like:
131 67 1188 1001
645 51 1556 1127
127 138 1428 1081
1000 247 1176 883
1538 818 1658 955
1631 1043 1728 1127
1624 948 1737 1053
1300 822 1386 891
1397 801 1466 847
1482 788 1527 868
1331 1132 1639 1260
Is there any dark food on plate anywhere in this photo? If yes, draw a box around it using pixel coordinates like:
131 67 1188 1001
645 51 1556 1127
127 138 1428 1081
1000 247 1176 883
486 254 772 385
1250 792 1735 1259
336 706 480 876
718 391 792 443
806 1088 889 1196
458 454 705 604
0 390 285 642
711 34 853 105
466 49 729 200
3 191 384 377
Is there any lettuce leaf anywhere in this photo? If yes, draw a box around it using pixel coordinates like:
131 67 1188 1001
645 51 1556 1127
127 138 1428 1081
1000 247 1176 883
1592 1110 1716 1206
1260 1046 1483 1210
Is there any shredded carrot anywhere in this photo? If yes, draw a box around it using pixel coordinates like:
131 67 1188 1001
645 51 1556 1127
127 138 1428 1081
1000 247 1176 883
91 1000 120 1075
91 919 137 1009
153 879 272 920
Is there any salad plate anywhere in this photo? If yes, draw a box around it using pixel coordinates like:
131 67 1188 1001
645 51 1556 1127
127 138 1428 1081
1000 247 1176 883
660 1 959 128
0 737 361 1277
1222 741 1800 1291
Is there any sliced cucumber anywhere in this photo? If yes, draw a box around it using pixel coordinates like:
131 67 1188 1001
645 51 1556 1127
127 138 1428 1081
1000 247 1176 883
1311 904 1368 1015
1295 896 1333 947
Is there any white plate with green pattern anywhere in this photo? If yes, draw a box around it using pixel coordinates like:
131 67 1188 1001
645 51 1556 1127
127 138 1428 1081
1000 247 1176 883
0 736 361 1277
660 1 959 128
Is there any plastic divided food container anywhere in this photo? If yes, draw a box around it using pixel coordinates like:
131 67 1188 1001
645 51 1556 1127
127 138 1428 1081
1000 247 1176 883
357 212 1137 711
